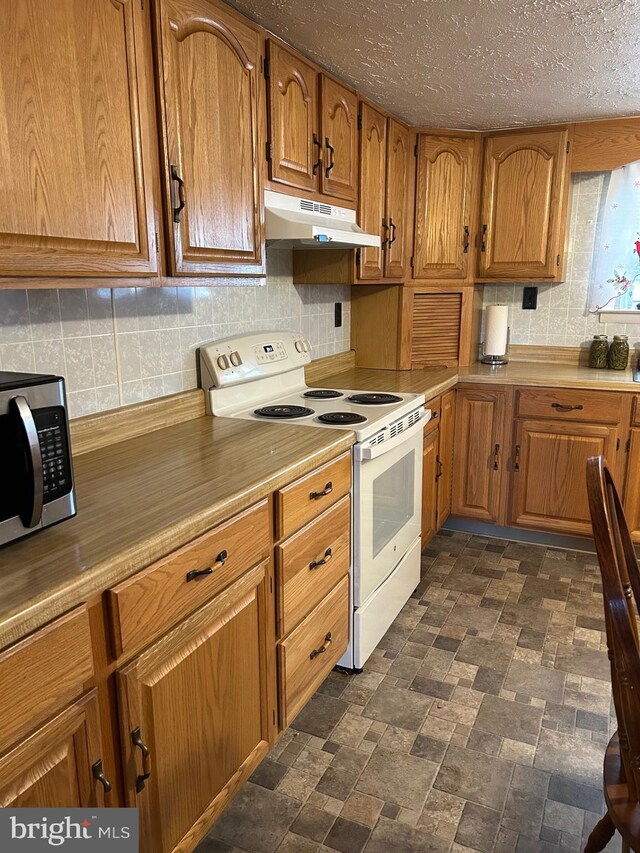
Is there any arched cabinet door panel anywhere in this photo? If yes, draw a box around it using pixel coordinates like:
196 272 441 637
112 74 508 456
266 41 318 193
357 103 387 280
0 0 158 277
156 0 265 275
320 77 358 203
413 135 475 280
479 128 570 280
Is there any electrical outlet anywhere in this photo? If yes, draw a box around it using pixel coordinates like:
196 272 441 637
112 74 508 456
334 302 342 328
522 287 538 310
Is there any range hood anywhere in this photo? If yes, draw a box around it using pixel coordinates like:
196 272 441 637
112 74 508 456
264 190 380 249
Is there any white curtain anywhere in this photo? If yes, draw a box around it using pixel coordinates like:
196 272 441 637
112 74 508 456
589 159 640 312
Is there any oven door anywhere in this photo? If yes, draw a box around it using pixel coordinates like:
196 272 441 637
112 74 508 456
352 410 428 607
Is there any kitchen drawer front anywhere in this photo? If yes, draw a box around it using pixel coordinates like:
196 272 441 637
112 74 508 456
515 387 625 424
276 452 351 540
633 396 640 427
108 499 271 658
424 395 441 435
0 606 93 754
277 495 350 637
278 575 349 728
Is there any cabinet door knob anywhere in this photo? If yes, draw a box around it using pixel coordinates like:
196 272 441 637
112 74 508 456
309 548 333 570
92 759 112 794
310 482 333 500
310 632 333 660
132 727 152 793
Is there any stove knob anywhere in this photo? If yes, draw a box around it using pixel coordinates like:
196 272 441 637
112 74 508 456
295 340 304 353
230 351 242 367
303 339 312 352
216 354 229 370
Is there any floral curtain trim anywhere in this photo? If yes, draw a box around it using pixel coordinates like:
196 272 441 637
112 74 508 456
588 159 640 313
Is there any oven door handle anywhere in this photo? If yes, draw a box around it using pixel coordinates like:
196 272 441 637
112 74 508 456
354 410 431 461
11 395 44 528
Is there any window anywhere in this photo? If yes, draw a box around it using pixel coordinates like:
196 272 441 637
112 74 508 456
589 160 640 314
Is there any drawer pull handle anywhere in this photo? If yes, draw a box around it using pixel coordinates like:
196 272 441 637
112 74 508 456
92 759 112 794
310 481 333 500
551 403 584 412
132 727 152 793
186 550 227 582
170 165 186 224
309 548 333 570
310 632 332 660
493 443 500 471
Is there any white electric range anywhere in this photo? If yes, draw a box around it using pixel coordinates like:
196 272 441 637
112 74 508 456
198 331 430 671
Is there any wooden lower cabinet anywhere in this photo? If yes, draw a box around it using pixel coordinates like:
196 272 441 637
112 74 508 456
118 560 275 853
0 692 107 808
624 429 640 541
437 390 457 529
421 425 439 544
452 386 509 524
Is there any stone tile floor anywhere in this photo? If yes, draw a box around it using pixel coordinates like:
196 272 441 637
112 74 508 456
197 531 620 853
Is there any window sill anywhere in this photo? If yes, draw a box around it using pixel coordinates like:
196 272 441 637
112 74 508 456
597 310 640 324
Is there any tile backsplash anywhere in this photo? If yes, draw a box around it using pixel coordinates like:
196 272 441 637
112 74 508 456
0 250 350 418
482 172 640 349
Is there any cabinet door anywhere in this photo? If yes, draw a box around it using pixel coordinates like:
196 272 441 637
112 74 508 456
0 0 158 277
479 128 569 279
156 0 264 276
624 429 640 543
319 76 358 203
413 135 475 280
357 103 387 280
118 561 275 853
422 426 439 546
266 41 318 194
437 389 457 529
0 692 108 809
452 388 508 523
384 119 411 279
511 419 621 535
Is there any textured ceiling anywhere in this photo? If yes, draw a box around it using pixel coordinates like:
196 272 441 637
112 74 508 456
228 0 640 130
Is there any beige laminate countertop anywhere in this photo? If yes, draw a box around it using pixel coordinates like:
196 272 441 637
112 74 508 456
0 416 354 650
316 362 640 398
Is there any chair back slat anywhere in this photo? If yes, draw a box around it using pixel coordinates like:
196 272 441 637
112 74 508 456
587 456 640 804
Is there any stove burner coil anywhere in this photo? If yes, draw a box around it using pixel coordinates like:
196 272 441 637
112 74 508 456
347 393 402 405
303 389 344 399
254 405 314 419
317 412 367 425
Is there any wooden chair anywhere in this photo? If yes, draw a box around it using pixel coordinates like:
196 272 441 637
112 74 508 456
585 455 640 853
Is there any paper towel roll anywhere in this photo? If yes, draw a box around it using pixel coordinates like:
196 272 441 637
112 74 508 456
484 305 509 356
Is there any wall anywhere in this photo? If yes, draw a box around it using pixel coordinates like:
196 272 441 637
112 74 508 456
482 172 640 349
0 250 350 419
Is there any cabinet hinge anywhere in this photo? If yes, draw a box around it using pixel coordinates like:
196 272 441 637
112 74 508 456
556 254 561 267
155 231 159 257
269 576 273 594
617 437 621 451
355 248 361 267
266 141 273 161
414 143 418 157
435 510 439 524
357 113 363 131
273 709 276 726
566 140 570 154
626 437 631 453
263 57 270 78
410 255 414 269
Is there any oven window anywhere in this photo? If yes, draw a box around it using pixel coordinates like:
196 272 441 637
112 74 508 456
372 448 416 557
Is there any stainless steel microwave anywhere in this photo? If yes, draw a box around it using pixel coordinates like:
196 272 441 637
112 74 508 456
0 371 76 547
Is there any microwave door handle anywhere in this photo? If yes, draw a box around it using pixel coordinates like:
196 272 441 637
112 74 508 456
11 396 43 528
354 410 431 462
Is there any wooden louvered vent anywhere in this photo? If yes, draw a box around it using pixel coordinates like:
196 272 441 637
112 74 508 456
411 292 462 366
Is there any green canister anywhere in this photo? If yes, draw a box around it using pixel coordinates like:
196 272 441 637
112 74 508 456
608 335 630 370
589 335 609 369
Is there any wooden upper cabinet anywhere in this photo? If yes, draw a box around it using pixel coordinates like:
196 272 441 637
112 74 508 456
118 561 274 853
155 0 264 276
0 0 158 277
358 103 387 280
0 693 107 809
413 135 475 280
319 77 358 202
479 128 570 280
384 119 411 279
266 41 318 193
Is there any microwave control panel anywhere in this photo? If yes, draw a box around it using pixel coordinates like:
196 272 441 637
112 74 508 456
35 407 72 501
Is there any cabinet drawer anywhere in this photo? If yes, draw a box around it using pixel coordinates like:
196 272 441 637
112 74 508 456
516 387 625 424
277 495 350 637
278 575 349 728
424 395 441 435
276 452 351 540
0 607 93 754
108 499 270 658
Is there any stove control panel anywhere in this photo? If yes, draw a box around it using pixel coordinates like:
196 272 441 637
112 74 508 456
199 331 311 391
